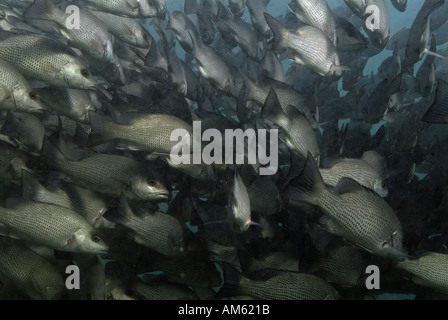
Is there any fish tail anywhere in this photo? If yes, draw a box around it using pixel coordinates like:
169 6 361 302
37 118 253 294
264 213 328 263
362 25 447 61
422 79 448 124
216 262 244 299
21 170 45 202
261 88 286 125
264 13 288 52
285 152 325 206
107 193 135 227
40 137 67 168
23 0 62 24
87 111 118 147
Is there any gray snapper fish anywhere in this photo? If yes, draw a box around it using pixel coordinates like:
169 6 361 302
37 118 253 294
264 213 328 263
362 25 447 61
0 58 46 113
88 111 193 155
0 31 96 89
0 238 65 300
396 252 448 294
0 199 109 254
286 153 407 261
264 13 347 79
40 138 169 201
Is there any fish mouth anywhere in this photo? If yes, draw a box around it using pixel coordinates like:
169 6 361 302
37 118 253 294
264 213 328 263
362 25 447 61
152 191 170 201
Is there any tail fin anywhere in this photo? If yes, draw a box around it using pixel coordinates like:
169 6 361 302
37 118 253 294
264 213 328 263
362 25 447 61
87 111 118 147
40 136 67 169
21 170 46 202
285 152 325 206
422 79 448 124
261 88 287 126
264 13 288 52
115 194 135 227
216 262 243 299
23 0 62 24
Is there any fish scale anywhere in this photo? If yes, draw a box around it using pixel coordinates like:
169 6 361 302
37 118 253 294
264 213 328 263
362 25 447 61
90 113 193 154
0 201 106 253
292 26 339 76
319 188 401 253
0 32 95 89
0 59 45 112
319 158 387 196
56 154 141 195
238 272 339 300
291 0 336 44
287 154 406 260
126 212 183 255
0 240 65 300
78 0 160 18
396 253 448 294
319 246 363 286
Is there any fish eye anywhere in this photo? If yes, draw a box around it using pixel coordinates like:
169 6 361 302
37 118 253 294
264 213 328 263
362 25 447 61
92 234 101 242
381 181 386 188
148 180 157 187
81 68 90 78
29 91 37 100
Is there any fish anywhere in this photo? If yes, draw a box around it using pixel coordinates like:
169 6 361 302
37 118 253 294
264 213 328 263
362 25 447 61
0 58 46 113
0 238 65 300
188 29 236 96
286 153 407 261
40 138 169 201
1 111 45 153
0 31 97 89
36 86 98 124
289 0 337 46
112 194 186 257
21 170 110 228
88 111 193 155
89 11 152 49
228 0 246 17
261 88 320 164
72 0 165 18
396 252 448 294
0 198 109 254
223 266 340 300
246 0 270 37
391 0 408 12
228 171 254 233
404 0 445 68
319 152 388 197
422 79 448 124
264 13 346 79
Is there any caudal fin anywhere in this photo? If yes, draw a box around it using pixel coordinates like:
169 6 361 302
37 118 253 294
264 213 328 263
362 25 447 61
23 0 63 25
87 111 118 147
261 88 287 126
285 152 325 206
264 13 288 52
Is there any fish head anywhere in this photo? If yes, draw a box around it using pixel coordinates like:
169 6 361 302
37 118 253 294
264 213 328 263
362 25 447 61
378 229 407 260
62 62 96 89
72 228 109 255
12 85 48 113
373 179 388 197
129 174 170 201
